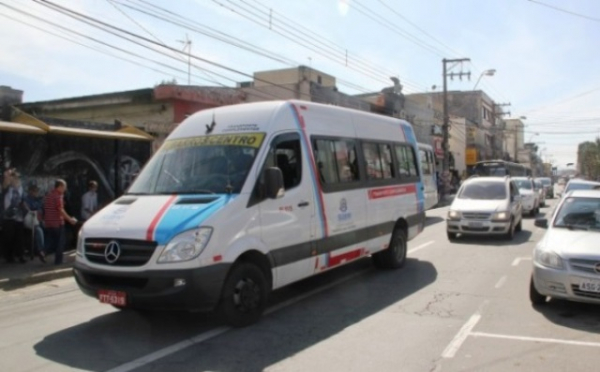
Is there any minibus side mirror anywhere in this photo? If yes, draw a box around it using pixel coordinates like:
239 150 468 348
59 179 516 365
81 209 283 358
265 167 284 199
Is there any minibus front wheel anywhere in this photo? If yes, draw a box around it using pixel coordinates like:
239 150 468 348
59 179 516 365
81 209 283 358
218 262 269 327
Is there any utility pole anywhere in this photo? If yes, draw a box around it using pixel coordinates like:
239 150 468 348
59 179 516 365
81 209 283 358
442 58 470 201
492 102 511 159
177 34 192 85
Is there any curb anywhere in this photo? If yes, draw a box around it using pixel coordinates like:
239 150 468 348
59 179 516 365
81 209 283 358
0 266 73 291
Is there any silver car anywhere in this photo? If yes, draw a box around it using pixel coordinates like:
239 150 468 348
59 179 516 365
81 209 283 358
530 190 600 305
446 176 523 241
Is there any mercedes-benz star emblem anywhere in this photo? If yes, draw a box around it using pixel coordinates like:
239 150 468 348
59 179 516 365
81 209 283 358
104 241 121 264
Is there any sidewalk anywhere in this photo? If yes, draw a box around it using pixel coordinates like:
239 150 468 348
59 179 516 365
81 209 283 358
0 251 75 291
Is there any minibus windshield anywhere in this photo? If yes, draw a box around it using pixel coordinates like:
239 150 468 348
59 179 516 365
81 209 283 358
127 133 265 195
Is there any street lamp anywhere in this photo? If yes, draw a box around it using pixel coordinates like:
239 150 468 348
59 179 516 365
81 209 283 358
528 132 539 142
473 69 496 90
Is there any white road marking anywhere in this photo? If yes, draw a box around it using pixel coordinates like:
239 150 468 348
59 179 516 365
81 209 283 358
408 240 435 254
471 332 600 348
106 268 370 372
494 276 507 289
441 313 482 358
512 257 532 266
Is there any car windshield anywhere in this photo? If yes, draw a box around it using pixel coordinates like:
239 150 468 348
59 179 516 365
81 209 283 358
554 197 600 231
127 133 265 195
513 179 532 190
458 181 507 200
534 181 542 189
537 178 551 186
565 182 600 193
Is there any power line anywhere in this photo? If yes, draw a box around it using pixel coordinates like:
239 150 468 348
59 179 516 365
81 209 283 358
0 3 286 103
527 0 600 23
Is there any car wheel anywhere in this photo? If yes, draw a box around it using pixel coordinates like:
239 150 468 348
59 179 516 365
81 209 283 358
529 276 547 305
447 231 458 240
515 217 522 232
530 209 536 217
218 262 269 327
504 219 515 240
373 227 407 269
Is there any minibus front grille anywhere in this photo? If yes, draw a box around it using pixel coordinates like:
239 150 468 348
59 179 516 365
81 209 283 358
84 238 157 267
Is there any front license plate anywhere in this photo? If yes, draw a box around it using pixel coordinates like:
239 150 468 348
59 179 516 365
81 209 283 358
579 279 600 293
468 222 483 227
98 290 127 306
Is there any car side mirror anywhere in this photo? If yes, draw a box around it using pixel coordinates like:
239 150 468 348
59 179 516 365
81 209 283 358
264 167 284 199
534 218 548 228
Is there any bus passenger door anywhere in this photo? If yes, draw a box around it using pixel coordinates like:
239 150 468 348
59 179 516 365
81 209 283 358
257 132 316 288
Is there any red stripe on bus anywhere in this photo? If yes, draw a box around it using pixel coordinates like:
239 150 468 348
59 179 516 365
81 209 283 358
368 184 417 200
146 195 177 241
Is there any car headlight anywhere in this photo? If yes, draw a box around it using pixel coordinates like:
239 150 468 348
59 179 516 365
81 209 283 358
534 248 564 270
448 210 461 220
158 227 213 264
492 211 509 221
76 230 84 257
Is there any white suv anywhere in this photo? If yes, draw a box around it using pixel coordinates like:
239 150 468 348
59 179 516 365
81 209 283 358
447 176 523 240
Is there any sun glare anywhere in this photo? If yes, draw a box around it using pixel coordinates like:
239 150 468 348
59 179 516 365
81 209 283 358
338 0 350 16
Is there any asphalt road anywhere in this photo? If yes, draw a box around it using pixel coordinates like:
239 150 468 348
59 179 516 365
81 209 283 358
2 198 599 372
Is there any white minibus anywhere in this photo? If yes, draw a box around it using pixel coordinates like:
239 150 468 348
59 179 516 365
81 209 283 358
74 100 426 326
418 143 438 210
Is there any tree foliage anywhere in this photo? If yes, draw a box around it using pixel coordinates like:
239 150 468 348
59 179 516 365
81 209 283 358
577 139 600 180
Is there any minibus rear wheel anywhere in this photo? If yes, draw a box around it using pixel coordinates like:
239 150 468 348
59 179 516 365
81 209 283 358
218 262 269 327
372 227 407 269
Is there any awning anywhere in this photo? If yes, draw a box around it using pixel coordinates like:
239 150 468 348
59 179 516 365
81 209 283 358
49 126 152 141
0 121 46 135
2 107 153 141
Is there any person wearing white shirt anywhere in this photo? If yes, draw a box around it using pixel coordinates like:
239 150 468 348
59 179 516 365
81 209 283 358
81 180 98 221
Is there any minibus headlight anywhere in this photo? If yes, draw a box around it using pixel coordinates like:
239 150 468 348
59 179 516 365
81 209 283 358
158 227 213 264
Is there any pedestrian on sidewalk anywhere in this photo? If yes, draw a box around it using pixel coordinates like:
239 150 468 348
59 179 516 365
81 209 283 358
43 179 77 265
2 169 26 264
23 184 46 263
80 180 98 222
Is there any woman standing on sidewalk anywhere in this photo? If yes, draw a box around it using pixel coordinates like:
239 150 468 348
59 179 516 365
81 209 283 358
23 185 46 263
43 179 77 266
2 169 26 263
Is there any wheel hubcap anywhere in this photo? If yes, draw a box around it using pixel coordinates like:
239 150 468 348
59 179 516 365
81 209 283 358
233 278 261 312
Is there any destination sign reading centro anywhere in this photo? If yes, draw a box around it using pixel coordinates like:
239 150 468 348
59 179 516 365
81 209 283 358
163 132 266 150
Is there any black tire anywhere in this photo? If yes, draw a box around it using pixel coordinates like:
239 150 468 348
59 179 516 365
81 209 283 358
530 276 547 305
515 217 522 232
530 209 536 217
447 231 457 240
218 262 269 327
504 219 515 240
372 227 407 269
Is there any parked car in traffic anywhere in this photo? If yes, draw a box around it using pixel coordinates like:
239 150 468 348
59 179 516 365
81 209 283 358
530 190 600 305
557 179 600 199
535 177 553 199
512 177 540 216
446 176 523 240
534 179 546 207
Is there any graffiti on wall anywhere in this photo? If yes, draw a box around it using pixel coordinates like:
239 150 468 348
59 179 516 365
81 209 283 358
1 132 150 219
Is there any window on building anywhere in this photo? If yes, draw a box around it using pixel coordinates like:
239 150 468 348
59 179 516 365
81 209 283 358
395 145 419 178
313 138 359 184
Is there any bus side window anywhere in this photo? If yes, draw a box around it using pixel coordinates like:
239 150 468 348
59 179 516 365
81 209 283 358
395 145 419 178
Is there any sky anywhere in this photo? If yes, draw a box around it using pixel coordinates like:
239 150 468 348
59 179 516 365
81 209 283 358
1 0 600 168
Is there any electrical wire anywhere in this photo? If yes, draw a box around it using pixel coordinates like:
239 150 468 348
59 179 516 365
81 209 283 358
527 0 600 23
